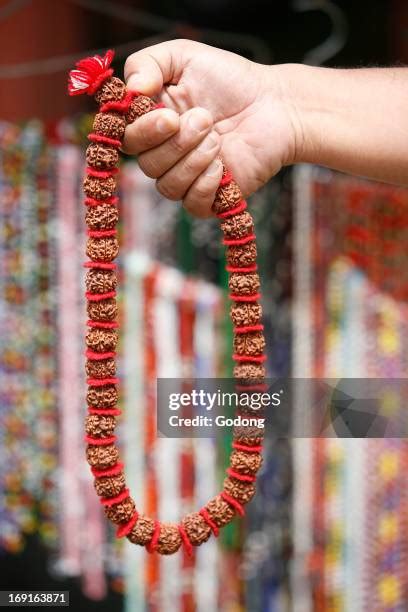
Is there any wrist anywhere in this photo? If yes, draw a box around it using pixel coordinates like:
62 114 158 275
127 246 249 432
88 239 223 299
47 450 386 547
268 62 326 166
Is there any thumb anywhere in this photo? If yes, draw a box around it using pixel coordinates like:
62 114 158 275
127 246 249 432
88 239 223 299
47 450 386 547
124 40 190 97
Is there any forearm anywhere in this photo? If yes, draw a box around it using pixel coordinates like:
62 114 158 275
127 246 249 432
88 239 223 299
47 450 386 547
276 63 408 185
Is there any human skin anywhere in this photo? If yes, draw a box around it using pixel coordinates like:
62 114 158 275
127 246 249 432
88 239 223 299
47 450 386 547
123 39 408 217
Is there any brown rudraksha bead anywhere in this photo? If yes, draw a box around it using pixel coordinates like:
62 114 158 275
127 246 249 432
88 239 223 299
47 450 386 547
223 477 256 504
156 523 182 555
86 357 116 379
86 328 118 352
86 143 119 169
205 495 235 527
85 269 117 293
85 204 119 230
86 236 119 262
233 424 264 446
221 211 253 238
127 515 156 546
104 497 136 524
85 414 116 437
87 384 118 408
86 443 119 469
227 242 257 267
230 302 262 326
94 473 126 497
126 95 157 123
233 362 266 380
93 112 126 139
84 175 116 200
230 450 263 475
228 273 260 296
234 331 265 356
94 76 126 105
87 298 118 321
212 180 242 215
182 512 211 546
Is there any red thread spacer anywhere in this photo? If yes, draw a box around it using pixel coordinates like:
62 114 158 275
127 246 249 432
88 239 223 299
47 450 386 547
91 462 124 478
85 196 118 207
100 90 137 114
235 384 268 392
87 228 117 238
233 354 267 363
84 261 117 270
86 166 118 179
219 171 233 186
85 435 116 446
116 512 139 538
87 377 119 387
226 264 258 273
88 408 122 416
226 468 256 483
223 233 255 246
220 492 245 516
87 320 119 329
88 133 122 147
178 525 194 557
100 488 130 507
199 508 219 537
146 520 161 553
232 442 263 453
86 291 116 302
229 293 260 303
234 324 264 334
216 200 247 219
86 349 116 360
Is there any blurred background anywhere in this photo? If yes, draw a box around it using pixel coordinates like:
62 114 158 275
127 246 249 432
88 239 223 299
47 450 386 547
1 1 408 611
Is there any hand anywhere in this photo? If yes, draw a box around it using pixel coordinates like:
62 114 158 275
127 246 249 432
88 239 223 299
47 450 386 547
123 40 298 217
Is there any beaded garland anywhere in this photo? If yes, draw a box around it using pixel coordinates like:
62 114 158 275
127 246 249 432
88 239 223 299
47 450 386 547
68 50 266 555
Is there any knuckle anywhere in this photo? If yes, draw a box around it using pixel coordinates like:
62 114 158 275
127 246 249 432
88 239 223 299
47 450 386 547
194 180 214 200
138 153 160 178
138 124 157 150
174 38 190 46
124 54 136 80
182 153 201 174
168 135 187 157
183 197 212 218
156 179 179 201
124 125 151 154
189 178 215 203
194 107 213 126
169 38 193 53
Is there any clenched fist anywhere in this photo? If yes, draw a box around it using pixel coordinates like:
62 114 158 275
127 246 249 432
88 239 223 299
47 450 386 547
123 39 297 217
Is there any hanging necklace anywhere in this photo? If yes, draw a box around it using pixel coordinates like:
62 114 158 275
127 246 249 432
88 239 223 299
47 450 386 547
68 50 266 556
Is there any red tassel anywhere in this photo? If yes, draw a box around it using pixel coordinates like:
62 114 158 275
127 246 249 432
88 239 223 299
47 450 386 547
68 50 115 96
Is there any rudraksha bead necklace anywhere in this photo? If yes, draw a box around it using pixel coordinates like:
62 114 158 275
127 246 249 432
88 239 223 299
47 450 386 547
68 50 267 555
